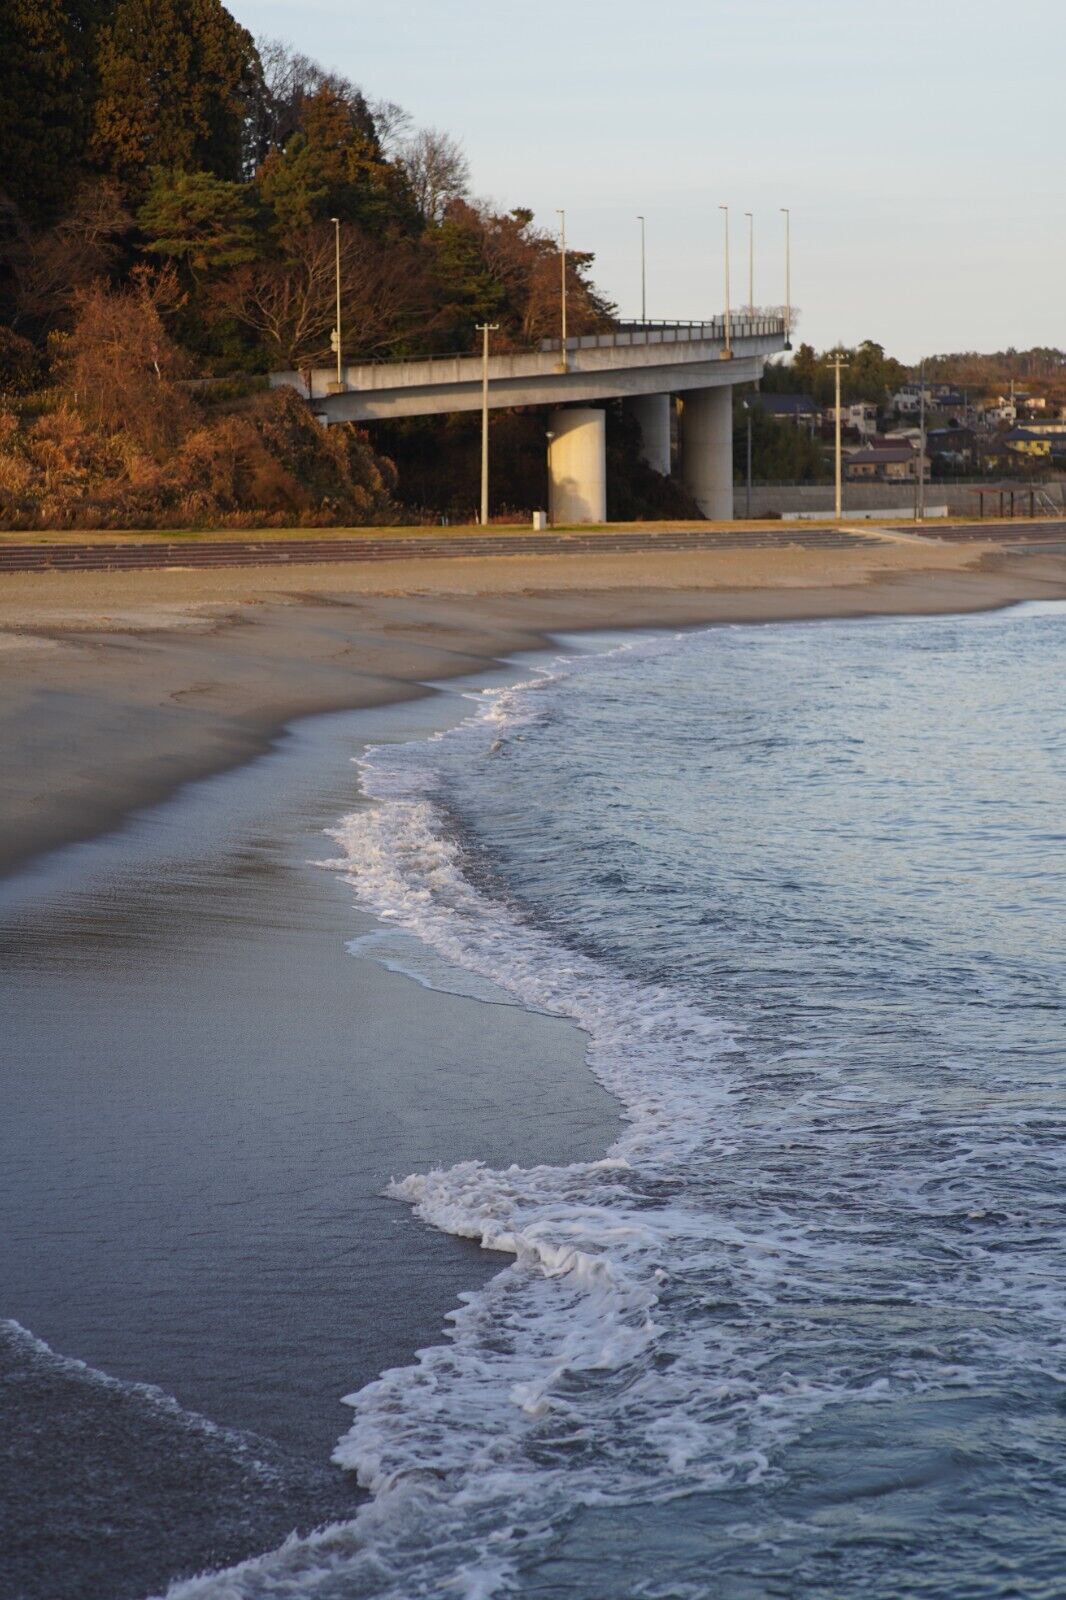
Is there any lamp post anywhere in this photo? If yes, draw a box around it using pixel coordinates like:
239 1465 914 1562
557 208 568 372
917 358 927 521
637 214 647 323
830 349 849 519
719 205 731 357
745 210 754 320
780 207 791 347
477 321 499 528
330 216 342 390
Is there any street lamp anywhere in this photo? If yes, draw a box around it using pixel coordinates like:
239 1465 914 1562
557 208 568 372
744 210 754 320
637 214 647 323
780 207 791 347
829 348 849 519
330 216 342 390
476 321 499 528
719 205 731 358
916 357 927 521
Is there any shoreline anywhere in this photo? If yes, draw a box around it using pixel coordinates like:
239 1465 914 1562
2 538 1065 877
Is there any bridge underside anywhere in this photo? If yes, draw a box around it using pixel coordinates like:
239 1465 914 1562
271 324 785 522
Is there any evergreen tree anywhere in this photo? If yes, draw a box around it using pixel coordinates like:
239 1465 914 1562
90 0 260 188
256 86 418 235
0 0 107 219
139 169 263 275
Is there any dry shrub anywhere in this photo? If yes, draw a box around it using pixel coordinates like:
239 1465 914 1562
0 275 398 529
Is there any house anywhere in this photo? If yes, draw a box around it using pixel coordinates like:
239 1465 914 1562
752 394 819 432
926 425 977 468
891 381 956 416
1001 427 1066 460
1004 428 1052 459
844 445 929 483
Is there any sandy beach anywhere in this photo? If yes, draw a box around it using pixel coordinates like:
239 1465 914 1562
2 531 1065 875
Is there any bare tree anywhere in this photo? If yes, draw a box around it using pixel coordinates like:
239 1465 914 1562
253 36 379 156
7 180 132 328
397 128 471 224
215 223 430 368
367 97 413 155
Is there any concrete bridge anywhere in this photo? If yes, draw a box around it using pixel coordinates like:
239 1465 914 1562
270 317 787 521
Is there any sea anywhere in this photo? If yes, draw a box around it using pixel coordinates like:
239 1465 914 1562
3 601 1065 1598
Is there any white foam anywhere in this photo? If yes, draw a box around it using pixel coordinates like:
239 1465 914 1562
165 630 1066 1597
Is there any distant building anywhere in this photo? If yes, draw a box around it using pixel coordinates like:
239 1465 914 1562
752 394 819 432
825 400 878 438
1001 426 1066 460
926 425 977 468
844 444 929 482
891 381 956 416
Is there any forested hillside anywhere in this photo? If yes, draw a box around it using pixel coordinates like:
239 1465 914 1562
0 0 628 528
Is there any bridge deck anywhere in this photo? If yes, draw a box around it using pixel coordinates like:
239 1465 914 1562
273 319 788 421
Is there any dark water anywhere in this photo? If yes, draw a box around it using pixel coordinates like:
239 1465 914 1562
0 693 616 1600
192 601 1063 1599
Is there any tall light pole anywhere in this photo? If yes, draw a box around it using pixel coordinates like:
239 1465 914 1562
719 205 731 357
917 357 927 521
637 214 647 323
745 211 754 320
557 208 568 372
477 322 499 528
830 349 849 519
780 208 791 347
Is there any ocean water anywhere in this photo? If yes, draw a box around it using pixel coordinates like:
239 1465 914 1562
166 601 1066 1599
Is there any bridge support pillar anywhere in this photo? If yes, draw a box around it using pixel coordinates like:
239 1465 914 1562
548 408 607 524
626 393 672 475
680 386 733 520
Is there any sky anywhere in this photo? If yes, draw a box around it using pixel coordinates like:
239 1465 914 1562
229 0 1062 362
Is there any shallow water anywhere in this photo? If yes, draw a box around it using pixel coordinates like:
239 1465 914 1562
172 602 1065 1598
0 688 615 1600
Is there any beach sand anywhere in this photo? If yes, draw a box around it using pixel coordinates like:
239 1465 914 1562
2 534 1065 876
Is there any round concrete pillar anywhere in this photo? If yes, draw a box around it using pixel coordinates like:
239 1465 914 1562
626 393 672 475
548 408 607 524
680 386 734 520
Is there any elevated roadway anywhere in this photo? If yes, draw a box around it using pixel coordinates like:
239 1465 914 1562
270 318 787 522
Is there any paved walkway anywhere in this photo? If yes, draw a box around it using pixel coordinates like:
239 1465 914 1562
0 527 882 575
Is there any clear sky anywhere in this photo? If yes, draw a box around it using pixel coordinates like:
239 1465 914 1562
229 0 1062 362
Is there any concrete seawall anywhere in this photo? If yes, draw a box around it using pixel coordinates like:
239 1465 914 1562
744 481 1066 518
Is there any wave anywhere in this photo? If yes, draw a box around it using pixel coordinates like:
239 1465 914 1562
162 644 893 1599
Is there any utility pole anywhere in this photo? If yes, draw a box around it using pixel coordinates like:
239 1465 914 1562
330 216 343 391
745 211 754 319
743 398 753 518
830 349 849 519
780 207 791 346
719 205 731 357
557 208 568 372
477 322 499 528
637 214 646 323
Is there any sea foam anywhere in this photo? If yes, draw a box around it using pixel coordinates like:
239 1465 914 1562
163 645 885 1598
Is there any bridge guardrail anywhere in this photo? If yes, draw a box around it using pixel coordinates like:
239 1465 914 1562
298 318 786 376
539 317 784 353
